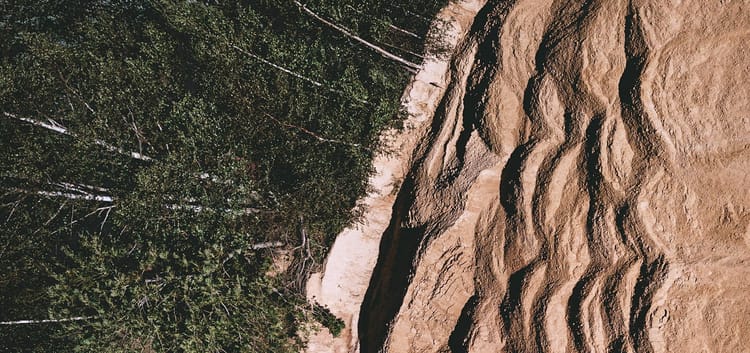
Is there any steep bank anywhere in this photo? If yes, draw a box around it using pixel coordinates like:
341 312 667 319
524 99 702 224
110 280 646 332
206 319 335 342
304 1 487 352
359 0 750 353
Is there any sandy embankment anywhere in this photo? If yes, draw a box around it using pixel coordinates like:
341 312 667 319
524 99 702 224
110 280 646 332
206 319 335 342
304 1 486 352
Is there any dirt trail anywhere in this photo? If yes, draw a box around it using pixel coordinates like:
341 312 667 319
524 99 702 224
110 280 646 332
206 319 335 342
310 1 750 352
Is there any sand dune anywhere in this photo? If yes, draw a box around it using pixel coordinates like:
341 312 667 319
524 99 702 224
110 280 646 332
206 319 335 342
308 1 750 352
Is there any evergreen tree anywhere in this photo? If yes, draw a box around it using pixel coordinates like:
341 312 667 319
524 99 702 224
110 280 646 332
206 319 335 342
0 0 448 351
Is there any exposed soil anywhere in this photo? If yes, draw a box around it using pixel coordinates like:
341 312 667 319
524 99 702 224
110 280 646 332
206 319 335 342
309 0 750 352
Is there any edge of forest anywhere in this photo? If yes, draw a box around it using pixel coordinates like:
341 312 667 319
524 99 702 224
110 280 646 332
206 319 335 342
303 1 487 351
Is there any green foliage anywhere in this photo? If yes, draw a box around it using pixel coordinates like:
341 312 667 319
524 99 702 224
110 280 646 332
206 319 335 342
312 304 345 338
48 233 303 352
0 0 448 351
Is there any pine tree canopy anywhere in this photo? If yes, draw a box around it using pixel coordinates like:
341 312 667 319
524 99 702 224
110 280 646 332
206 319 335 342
0 1 447 352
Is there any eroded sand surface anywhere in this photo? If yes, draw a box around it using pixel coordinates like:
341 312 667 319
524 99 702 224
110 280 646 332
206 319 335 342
310 0 750 352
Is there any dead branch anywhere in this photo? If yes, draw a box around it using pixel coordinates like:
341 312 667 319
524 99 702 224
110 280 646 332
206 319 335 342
289 215 316 292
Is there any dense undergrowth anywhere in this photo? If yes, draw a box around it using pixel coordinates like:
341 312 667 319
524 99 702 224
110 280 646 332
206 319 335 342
0 1 447 351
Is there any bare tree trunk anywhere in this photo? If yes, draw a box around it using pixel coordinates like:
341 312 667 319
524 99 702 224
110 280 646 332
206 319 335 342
4 113 235 184
230 45 369 104
250 241 285 250
10 187 261 215
3 112 153 162
53 182 110 194
294 1 420 72
32 190 114 203
342 5 423 39
381 41 425 60
388 24 422 39
0 316 96 325
165 203 261 215
9 182 114 202
229 44 324 87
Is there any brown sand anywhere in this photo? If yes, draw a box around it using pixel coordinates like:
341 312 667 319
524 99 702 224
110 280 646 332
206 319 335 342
310 0 750 352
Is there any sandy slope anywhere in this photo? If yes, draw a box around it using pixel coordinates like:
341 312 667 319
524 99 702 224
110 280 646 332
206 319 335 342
304 1 486 352
310 0 750 352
